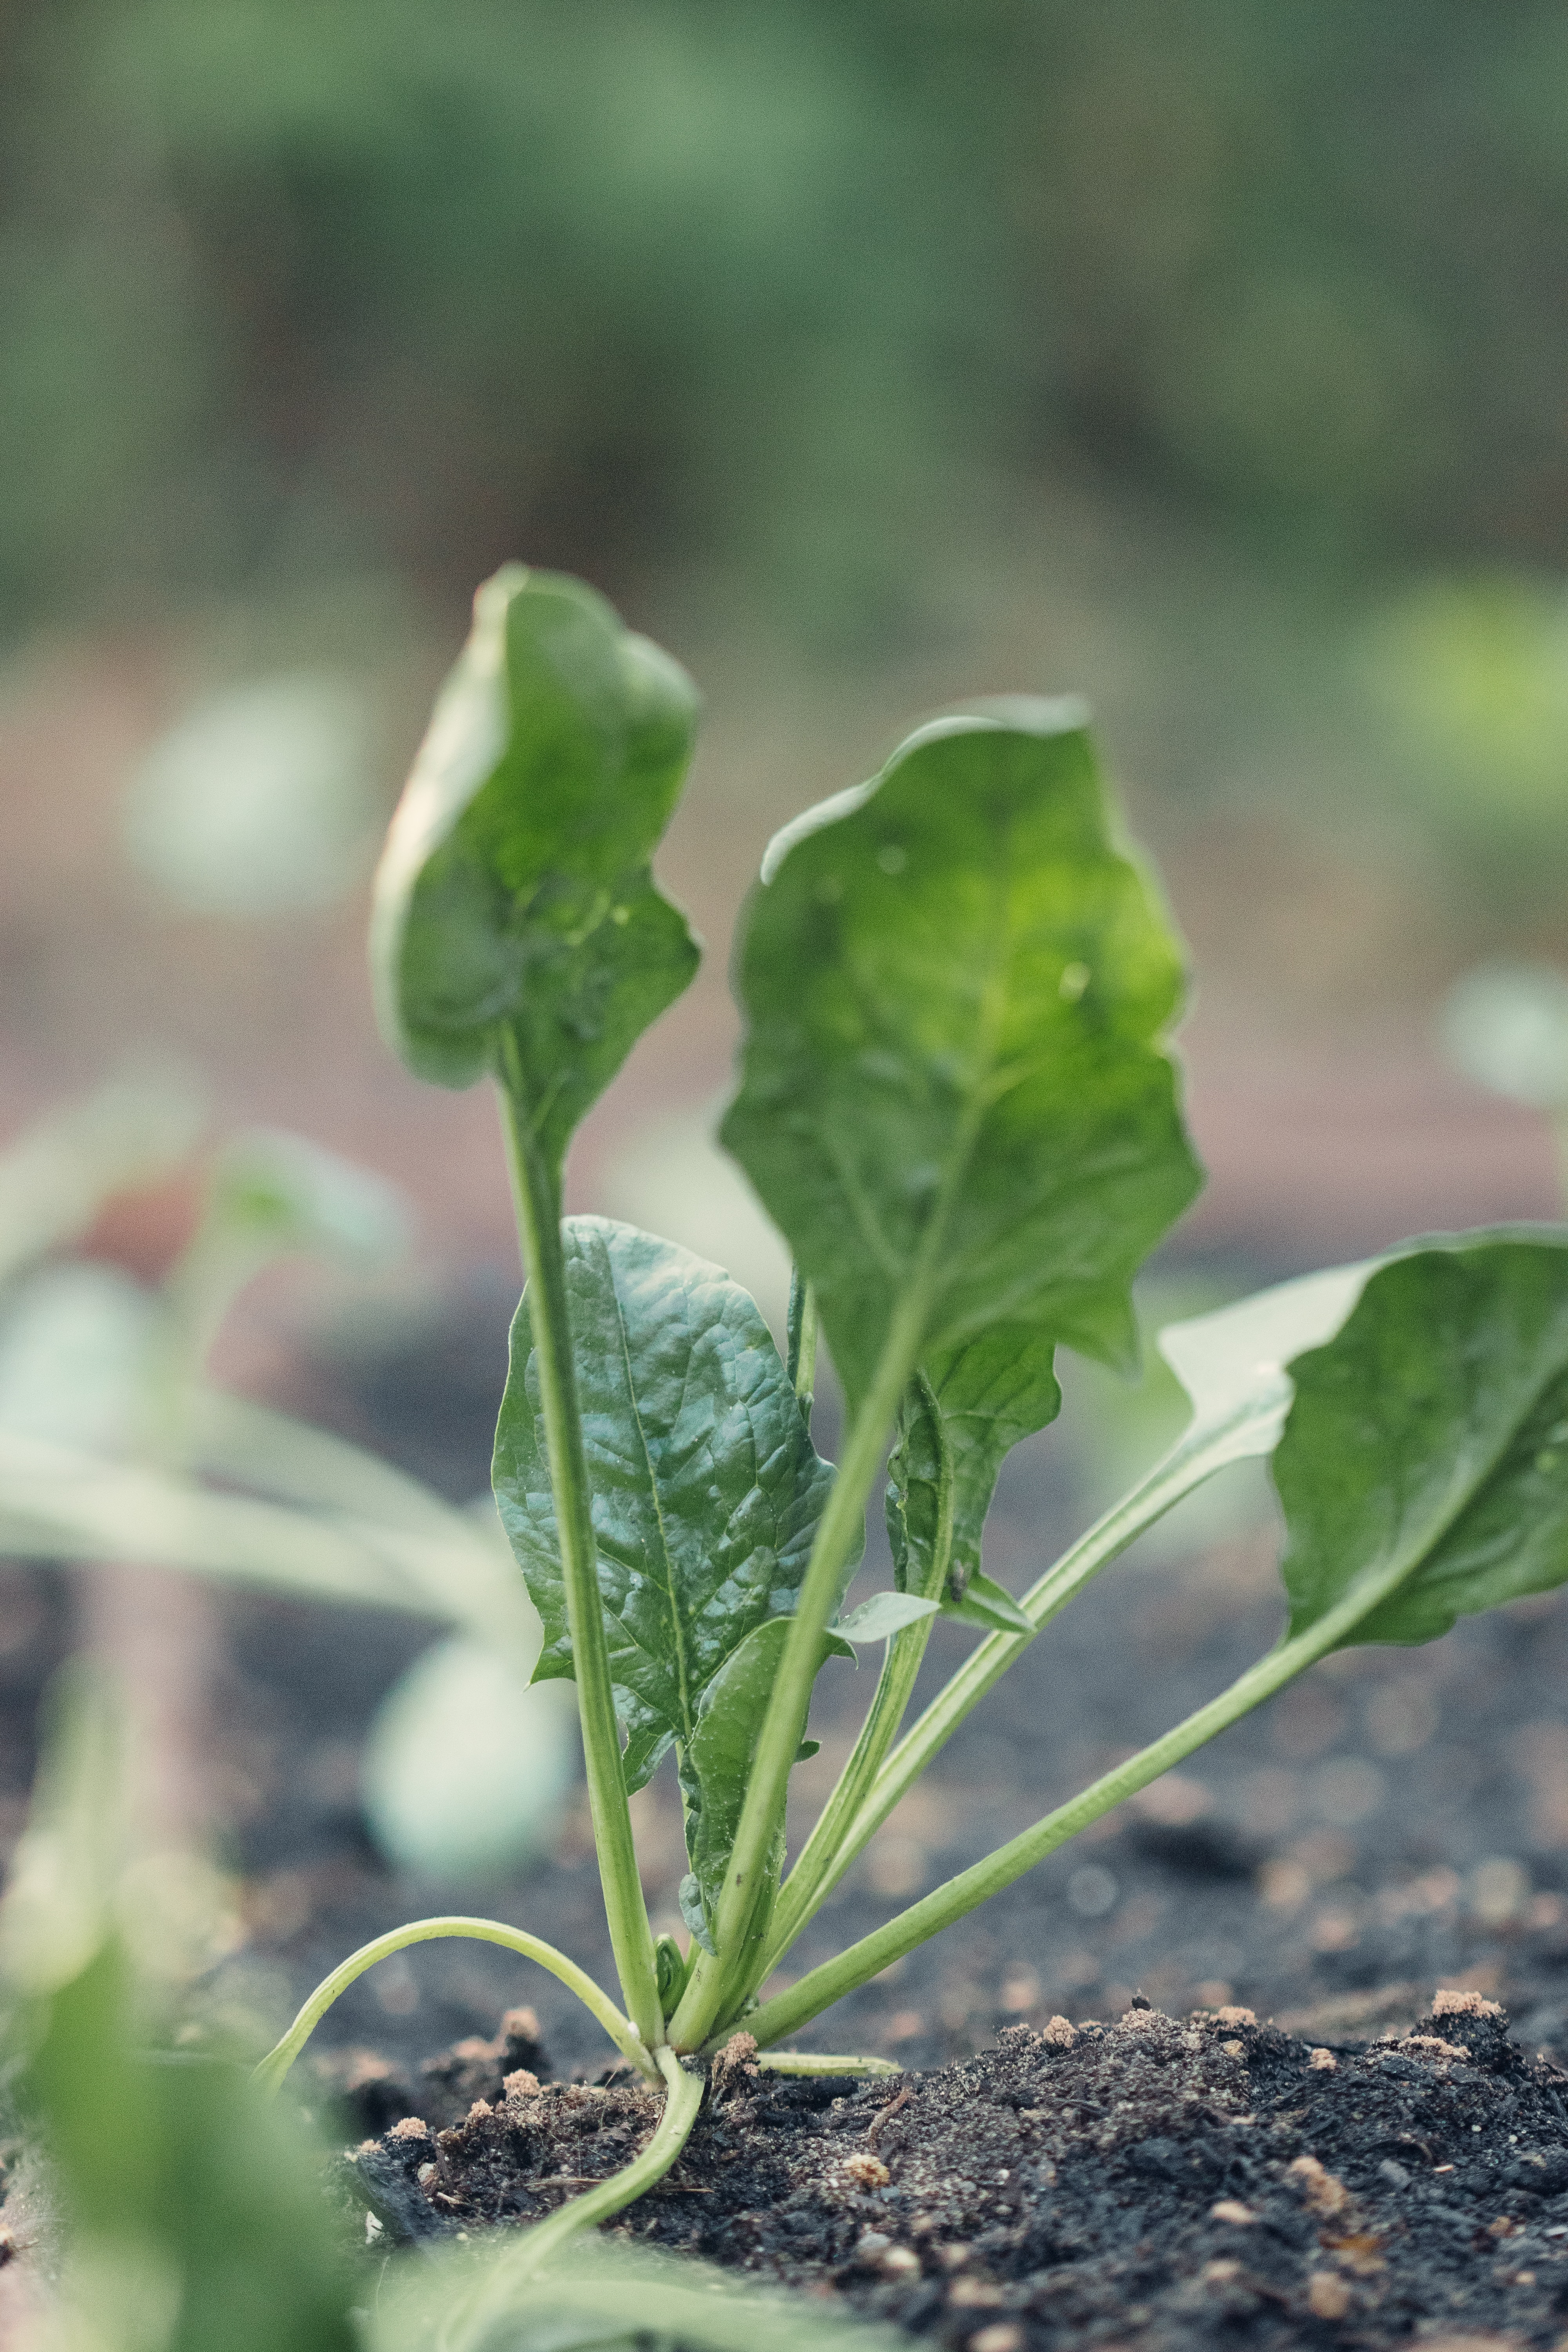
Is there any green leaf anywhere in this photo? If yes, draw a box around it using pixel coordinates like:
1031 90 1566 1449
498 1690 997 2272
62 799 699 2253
1274 1230 1568 1649
369 566 699 1166
0 1428 493 1622
679 1614 843 1945
833 1590 941 1644
722 704 1201 1417
886 1327 1062 1616
492 1218 857 1795
0 1263 158 1452
939 1570 1035 1634
199 1128 407 1270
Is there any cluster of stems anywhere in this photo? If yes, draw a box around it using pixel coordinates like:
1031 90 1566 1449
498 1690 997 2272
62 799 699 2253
256 1054 1355 2241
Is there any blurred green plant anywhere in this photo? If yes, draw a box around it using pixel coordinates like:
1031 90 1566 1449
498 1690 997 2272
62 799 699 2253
1441 961 1568 1208
0 1072 576 1883
1363 577 1568 907
124 674 383 917
1 1661 896 2352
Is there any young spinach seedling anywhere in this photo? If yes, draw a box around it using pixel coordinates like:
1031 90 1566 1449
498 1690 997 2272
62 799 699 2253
260 566 1568 2249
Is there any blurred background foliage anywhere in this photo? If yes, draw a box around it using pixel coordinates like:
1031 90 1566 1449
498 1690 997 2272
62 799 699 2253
2 0 1565 626
3 0 1568 939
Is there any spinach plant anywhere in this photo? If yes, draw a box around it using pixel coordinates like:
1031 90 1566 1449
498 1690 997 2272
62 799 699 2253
261 564 1568 2246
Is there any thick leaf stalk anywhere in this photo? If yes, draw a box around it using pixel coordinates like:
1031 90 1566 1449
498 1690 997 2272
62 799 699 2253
499 1095 662 2047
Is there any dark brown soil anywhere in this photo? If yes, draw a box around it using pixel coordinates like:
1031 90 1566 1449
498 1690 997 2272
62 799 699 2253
340 1993 1568 2350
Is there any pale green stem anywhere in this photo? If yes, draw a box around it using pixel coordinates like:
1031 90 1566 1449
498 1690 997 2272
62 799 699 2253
440 2047 703 2347
667 1287 932 2050
252 1916 656 2094
764 1370 954 1973
733 1569 1387 2052
766 1419 1236 1963
496 1063 662 2053
755 2051 900 2077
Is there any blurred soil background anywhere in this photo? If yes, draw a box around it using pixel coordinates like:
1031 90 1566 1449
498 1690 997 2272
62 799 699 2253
2 2 1568 2082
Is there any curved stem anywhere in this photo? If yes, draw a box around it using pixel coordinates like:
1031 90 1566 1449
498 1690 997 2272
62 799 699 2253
252 1916 656 2094
496 1067 662 2053
666 1288 930 2050
440 2048 703 2347
765 1424 1232 1965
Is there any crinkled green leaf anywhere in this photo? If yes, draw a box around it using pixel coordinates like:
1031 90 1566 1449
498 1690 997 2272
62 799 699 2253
722 705 1201 1419
1274 1230 1568 1649
492 1218 857 1799
679 1614 845 1946
886 1326 1061 1621
369 566 699 1167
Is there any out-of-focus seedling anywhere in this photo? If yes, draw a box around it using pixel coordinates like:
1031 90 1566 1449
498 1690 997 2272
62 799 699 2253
0 1663 359 2352
0 1664 900 2352
0 1085 575 1880
1443 960 1568 1208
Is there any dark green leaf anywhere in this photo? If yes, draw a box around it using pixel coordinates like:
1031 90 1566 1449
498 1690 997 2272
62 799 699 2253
1275 1231 1568 1649
370 567 699 1167
492 1218 857 1793
722 706 1201 1417
886 1326 1062 1616
655 1931 691 2013
679 1615 844 1943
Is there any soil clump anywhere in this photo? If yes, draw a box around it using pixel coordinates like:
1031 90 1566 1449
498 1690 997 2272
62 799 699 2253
342 1991 1568 2350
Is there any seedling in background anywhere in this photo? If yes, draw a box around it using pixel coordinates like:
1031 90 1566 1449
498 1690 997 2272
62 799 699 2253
1442 959 1568 1207
0 1087 572 1880
262 566 1568 2246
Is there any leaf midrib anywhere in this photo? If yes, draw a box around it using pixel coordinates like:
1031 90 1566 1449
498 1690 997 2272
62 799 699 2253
605 1256 695 1742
